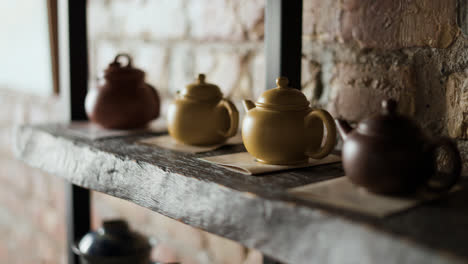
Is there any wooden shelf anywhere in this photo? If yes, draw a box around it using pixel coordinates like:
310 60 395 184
15 124 468 264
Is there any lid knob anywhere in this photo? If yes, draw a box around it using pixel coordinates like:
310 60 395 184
276 77 289 88
382 99 397 115
197 73 206 83
182 74 222 101
110 53 133 68
101 220 129 234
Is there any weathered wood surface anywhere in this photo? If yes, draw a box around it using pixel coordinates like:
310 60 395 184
14 124 468 264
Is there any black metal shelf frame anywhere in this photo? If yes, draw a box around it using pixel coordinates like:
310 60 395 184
60 1 302 263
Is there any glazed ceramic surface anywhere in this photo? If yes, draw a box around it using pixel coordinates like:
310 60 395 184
73 219 152 264
167 74 239 146
242 77 336 165
85 54 160 129
336 99 462 194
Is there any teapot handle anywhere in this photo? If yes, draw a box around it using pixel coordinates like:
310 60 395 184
217 98 239 138
113 53 133 67
425 137 462 192
305 109 336 159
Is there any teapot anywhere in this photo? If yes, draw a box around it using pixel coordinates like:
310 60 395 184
167 74 239 146
72 219 153 264
336 99 462 194
242 77 336 165
85 54 160 129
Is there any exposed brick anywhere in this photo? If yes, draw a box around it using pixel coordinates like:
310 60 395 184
0 89 62 126
303 0 341 41
30 170 51 203
200 51 243 97
303 0 459 49
168 45 195 96
11 96 28 125
38 204 66 243
153 243 179 263
0 198 65 263
88 0 263 41
27 97 64 124
0 126 15 157
171 45 246 99
301 59 322 102
88 0 187 40
125 0 187 39
0 183 27 217
204 232 247 264
243 249 263 264
0 91 19 124
0 158 31 194
236 0 265 40
171 223 206 251
0 242 9 263
87 0 112 38
342 0 458 49
188 0 244 41
231 71 253 104
329 63 416 121
132 43 170 95
37 234 60 263
47 176 65 210
446 70 468 139
250 50 266 99
92 191 152 225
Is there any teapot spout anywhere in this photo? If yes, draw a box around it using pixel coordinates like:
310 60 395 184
242 100 256 112
335 119 353 140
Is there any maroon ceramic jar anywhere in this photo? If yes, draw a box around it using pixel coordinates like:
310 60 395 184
85 54 160 129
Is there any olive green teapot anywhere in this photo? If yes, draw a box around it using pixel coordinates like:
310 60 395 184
242 77 337 165
168 74 239 146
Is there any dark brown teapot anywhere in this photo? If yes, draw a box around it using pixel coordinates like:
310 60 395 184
85 54 160 129
336 99 462 194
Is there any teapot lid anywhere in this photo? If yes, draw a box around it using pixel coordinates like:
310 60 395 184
357 99 421 137
181 74 223 101
77 219 151 257
256 77 310 111
104 54 145 80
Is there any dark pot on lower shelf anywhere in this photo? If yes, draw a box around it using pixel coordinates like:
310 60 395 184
72 219 153 264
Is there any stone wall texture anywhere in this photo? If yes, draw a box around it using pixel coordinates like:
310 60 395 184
1 0 468 263
0 89 66 263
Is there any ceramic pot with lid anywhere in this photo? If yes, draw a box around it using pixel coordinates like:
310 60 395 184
73 219 152 264
242 77 337 165
336 99 462 194
85 54 160 129
167 74 239 146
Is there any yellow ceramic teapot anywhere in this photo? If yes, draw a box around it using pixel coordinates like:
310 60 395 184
242 77 336 165
168 74 239 146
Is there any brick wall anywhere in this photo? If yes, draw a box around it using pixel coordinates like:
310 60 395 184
301 0 468 169
1 0 468 263
87 0 266 119
0 89 66 263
